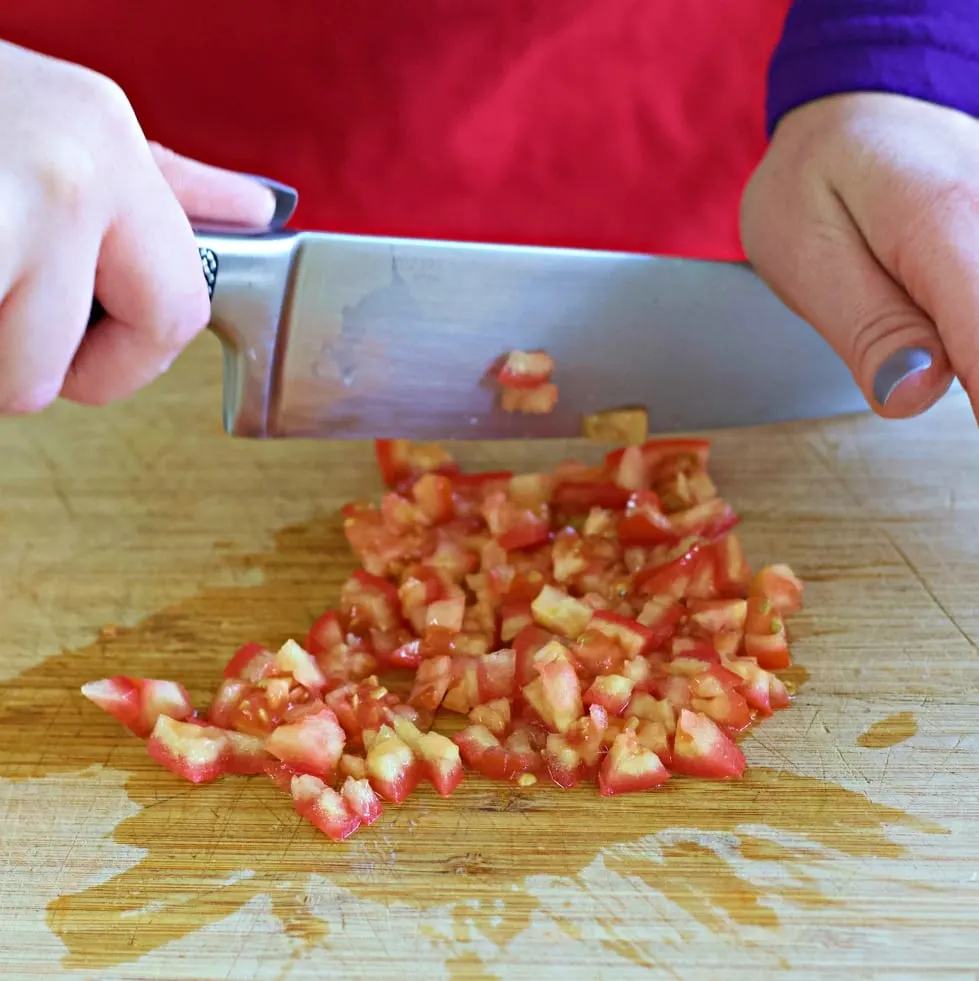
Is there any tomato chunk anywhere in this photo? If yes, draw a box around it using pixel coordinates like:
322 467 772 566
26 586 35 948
599 729 670 796
147 716 229 784
291 774 361 842
671 709 746 779
82 676 194 738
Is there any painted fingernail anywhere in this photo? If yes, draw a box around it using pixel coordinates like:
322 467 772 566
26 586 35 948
242 175 299 229
872 347 932 406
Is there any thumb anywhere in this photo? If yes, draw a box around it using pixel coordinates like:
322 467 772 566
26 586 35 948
148 142 296 229
741 169 953 419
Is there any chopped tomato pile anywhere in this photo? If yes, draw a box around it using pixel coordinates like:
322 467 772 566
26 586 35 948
82 436 804 842
496 350 559 414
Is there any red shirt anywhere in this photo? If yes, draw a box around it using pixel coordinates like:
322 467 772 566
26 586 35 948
1 0 791 259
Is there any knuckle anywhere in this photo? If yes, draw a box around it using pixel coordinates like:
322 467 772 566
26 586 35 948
155 288 211 352
32 136 98 216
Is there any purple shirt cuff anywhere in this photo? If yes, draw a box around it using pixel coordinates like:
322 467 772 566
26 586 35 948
766 0 979 137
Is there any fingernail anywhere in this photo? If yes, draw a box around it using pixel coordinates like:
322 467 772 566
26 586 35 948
242 175 299 229
872 347 932 406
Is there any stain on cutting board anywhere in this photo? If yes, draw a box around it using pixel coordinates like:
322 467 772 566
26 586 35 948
0 512 947 973
857 711 918 749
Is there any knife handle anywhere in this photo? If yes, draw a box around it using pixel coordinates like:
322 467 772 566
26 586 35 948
86 247 219 329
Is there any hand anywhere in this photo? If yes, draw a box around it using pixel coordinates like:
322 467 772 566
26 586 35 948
0 40 281 414
740 92 979 422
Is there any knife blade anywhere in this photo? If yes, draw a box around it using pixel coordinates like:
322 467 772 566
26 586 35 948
101 227 873 439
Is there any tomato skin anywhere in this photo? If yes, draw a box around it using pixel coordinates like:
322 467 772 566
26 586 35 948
341 776 383 826
750 564 804 616
291 774 362 842
671 708 746 779
365 726 421 803
599 729 671 796
305 613 344 655
81 676 195 738
496 350 556 389
552 482 631 514
147 716 230 784
223 643 276 681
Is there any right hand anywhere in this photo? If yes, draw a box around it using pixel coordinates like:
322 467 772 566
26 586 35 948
0 40 279 414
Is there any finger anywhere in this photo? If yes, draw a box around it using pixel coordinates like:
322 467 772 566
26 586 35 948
741 174 953 418
149 142 282 227
0 257 93 413
61 157 210 406
844 189 979 423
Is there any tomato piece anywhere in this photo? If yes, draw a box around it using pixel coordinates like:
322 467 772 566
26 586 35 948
513 627 560 686
634 719 672 763
412 473 455 525
648 675 693 710
339 753 368 781
599 729 670 796
501 383 559 414
671 708 746 779
691 689 752 730
365 725 420 803
374 439 457 489
304 612 345 655
392 717 464 797
689 664 743 698
147 716 229 784
726 658 791 715
625 692 676 731
407 655 454 712
750 564 804 616
82 676 194 738
453 724 501 767
264 708 346 778
635 596 685 649
477 649 517 701
633 542 705 598
496 350 556 389
531 584 593 638
500 601 533 642
571 629 629 677
291 774 361 842
588 610 657 658
341 569 403 634
222 643 277 682
274 639 328 693
341 776 383 826
441 657 480 714
687 599 748 635
744 597 791 669
669 499 740 541
583 674 635 716
521 649 583 733
468 697 512 736
712 533 752 598
425 595 466 632
552 481 631 514
617 490 676 547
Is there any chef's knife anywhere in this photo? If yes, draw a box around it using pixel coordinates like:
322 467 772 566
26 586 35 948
91 226 870 439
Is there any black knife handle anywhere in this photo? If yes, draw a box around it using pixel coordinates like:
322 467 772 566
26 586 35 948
87 246 219 329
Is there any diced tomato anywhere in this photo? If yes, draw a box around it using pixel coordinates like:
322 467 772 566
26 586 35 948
648 675 692 711
291 774 361 842
412 473 455 525
713 534 751 598
669 499 739 541
634 719 672 762
691 689 752 730
468 698 512 736
264 708 346 778
365 725 420 803
304 612 344 655
687 599 748 635
454 724 502 768
339 753 368 781
635 596 685 649
588 610 657 657
583 674 635 716
392 717 464 797
521 650 583 733
496 350 556 389
633 542 705 598
726 658 791 715
618 490 676 547
274 639 327 693
599 729 670 796
689 664 743 698
750 564 804 616
744 597 791 669
374 439 457 490
531 585 593 638
625 692 676 730
222 643 276 682
552 482 631 514
147 716 229 784
341 569 403 634
441 657 480 714
671 709 746 779
81 676 194 738
501 383 559 414
341 776 383 826
407 655 454 712
513 628 561 687
224 730 272 775
571 628 628 677
500 602 533 642
477 649 517 701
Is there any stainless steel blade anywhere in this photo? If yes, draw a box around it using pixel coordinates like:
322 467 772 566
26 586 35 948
202 229 870 439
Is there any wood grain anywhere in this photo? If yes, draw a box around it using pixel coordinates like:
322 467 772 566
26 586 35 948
1 333 978 980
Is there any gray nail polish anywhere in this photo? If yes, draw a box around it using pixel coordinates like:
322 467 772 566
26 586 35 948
243 175 299 229
872 347 932 406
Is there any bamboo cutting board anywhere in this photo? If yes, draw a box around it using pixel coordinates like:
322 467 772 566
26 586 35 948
1 335 978 981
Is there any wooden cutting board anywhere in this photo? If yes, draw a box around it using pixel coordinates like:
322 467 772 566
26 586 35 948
1 335 977 981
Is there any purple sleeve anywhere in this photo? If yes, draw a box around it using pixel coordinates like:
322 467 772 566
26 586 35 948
766 0 979 136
